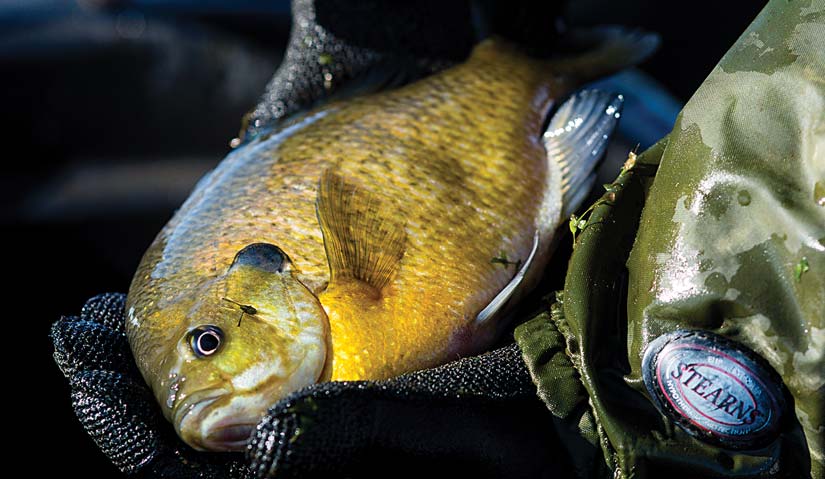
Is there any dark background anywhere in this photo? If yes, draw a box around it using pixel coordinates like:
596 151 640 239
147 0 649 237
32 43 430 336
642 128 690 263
3 0 765 475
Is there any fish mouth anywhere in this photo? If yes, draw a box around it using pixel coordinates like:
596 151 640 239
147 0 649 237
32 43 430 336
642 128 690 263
173 389 264 451
197 359 329 451
203 420 257 451
172 389 229 450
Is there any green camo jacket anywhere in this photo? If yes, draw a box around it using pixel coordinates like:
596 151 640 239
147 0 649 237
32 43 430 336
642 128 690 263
516 0 825 477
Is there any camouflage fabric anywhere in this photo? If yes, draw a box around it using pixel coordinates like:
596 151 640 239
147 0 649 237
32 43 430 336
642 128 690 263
516 1 825 477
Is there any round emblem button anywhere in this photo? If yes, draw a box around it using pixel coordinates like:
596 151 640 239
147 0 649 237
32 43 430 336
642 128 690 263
642 330 785 450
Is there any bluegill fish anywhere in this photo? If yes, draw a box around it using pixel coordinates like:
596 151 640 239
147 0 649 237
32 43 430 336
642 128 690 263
126 30 657 451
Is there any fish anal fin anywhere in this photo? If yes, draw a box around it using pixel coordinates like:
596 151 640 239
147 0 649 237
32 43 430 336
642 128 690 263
316 170 406 295
475 230 540 327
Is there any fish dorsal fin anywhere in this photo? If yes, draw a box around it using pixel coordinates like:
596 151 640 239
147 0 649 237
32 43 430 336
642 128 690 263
543 89 624 218
322 57 434 105
549 27 660 84
316 170 406 293
475 229 540 326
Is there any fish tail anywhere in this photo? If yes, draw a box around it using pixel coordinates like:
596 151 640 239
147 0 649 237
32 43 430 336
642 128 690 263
548 27 660 85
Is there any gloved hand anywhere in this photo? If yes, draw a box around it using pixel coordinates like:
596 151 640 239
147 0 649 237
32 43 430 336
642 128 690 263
241 0 473 141
242 0 561 141
52 293 249 478
52 293 565 478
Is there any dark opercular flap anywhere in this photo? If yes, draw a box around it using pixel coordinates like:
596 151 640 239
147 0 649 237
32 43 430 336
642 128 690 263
231 243 290 273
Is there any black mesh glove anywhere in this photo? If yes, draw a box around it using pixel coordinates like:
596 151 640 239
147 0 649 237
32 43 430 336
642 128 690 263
52 294 564 478
247 336 562 478
242 0 476 140
242 0 561 140
51 293 251 478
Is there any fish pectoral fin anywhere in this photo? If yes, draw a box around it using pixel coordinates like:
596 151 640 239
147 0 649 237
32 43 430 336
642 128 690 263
475 229 540 327
316 170 407 294
544 89 624 219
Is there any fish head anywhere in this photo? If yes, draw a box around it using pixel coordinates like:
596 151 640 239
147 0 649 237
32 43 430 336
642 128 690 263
133 243 330 451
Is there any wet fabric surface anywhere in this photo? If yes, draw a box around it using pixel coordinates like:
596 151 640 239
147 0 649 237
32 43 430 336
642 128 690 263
517 1 824 477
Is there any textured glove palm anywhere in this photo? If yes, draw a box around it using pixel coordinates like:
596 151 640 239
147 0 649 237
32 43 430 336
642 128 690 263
51 293 563 478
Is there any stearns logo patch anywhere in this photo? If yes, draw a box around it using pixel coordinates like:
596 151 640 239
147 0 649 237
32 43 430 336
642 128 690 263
642 330 785 449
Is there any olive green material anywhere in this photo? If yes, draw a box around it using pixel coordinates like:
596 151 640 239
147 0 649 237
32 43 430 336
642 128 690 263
516 0 824 477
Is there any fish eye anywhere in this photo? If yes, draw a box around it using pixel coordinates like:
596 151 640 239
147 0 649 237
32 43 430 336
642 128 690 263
189 325 223 357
